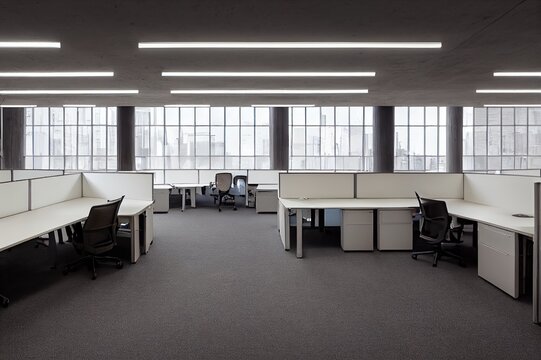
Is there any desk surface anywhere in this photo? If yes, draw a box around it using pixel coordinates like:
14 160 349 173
154 184 173 190
0 197 153 252
257 184 278 191
171 183 208 188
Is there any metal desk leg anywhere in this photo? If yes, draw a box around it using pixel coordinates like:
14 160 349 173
191 188 196 208
310 209 316 228
181 188 186 212
130 215 141 263
48 231 57 269
318 209 325 232
296 208 303 258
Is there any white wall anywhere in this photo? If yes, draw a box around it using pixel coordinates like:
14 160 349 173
247 170 281 185
0 181 28 217
279 173 355 199
30 174 82 210
164 170 199 184
83 172 153 201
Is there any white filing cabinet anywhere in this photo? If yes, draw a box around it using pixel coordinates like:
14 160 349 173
377 209 413 250
255 185 278 213
341 210 373 251
478 223 519 298
153 185 171 213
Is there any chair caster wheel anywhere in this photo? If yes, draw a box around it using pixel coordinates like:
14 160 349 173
116 261 123 269
2 299 9 308
411 254 417 260
233 208 238 211
218 208 222 212
432 263 437 267
91 273 97 280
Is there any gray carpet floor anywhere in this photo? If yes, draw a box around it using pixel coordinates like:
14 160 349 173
1 195 540 360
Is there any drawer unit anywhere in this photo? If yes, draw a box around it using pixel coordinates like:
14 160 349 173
153 187 171 213
477 223 518 298
255 189 278 213
377 209 413 250
341 210 373 251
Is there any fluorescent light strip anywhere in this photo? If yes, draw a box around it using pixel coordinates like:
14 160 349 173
140 42 442 49
484 104 541 107
0 105 37 108
164 104 211 107
494 72 541 77
63 104 96 108
476 89 541 94
0 90 139 95
0 41 61 48
0 72 114 77
162 71 375 77
251 104 315 107
171 89 368 94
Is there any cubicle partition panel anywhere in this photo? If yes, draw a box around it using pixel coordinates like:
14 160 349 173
464 174 538 215
247 170 281 185
164 170 199 184
355 173 464 199
501 169 541 177
12 169 64 181
279 173 355 199
30 173 82 210
0 180 29 218
83 172 153 201
0 170 12 183
199 169 248 184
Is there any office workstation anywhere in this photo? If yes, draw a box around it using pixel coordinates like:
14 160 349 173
2 1 541 359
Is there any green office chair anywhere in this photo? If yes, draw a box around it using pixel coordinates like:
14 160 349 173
411 192 464 267
63 196 124 280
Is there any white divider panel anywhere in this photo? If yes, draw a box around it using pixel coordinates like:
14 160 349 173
0 170 11 183
12 169 64 181
0 180 28 218
164 170 199 184
199 170 248 184
83 172 153 201
30 174 82 210
247 170 281 185
464 174 538 215
356 173 463 199
279 173 355 199
501 169 541 177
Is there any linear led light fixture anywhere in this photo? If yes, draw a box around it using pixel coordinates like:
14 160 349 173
251 104 315 107
0 104 37 108
494 72 541 77
140 42 441 49
476 89 541 94
164 104 211 107
63 104 96 108
0 41 61 48
162 71 375 77
484 104 541 107
0 90 139 95
0 72 114 77
171 89 368 94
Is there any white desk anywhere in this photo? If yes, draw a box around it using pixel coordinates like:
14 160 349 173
0 197 154 266
171 183 208 211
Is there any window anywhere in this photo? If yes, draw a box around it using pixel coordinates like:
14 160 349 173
289 106 373 171
394 107 447 172
463 107 541 171
135 107 271 182
24 107 117 171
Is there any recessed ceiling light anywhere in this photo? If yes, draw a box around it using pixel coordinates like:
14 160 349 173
0 104 37 108
140 42 442 49
0 41 61 48
484 104 541 107
162 71 375 77
63 104 96 107
493 72 541 77
0 90 139 95
476 89 541 94
164 104 211 107
0 72 114 77
251 104 316 107
171 89 368 94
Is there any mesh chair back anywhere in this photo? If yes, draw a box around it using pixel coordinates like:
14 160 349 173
415 192 450 242
81 196 124 249
215 173 233 192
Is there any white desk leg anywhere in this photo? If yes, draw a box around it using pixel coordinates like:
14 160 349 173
191 187 196 208
181 188 186 212
131 215 141 263
284 204 290 250
144 207 154 253
296 208 303 258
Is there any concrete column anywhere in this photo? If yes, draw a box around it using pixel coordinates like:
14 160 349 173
373 106 394 173
1 108 25 169
117 106 135 171
446 106 463 173
270 107 289 170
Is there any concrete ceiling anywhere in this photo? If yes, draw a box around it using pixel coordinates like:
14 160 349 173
0 0 539 107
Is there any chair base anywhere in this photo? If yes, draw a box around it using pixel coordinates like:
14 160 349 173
411 246 465 267
0 294 9 308
63 254 123 280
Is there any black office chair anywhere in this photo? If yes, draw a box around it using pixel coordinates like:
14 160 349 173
411 192 464 267
211 172 237 212
63 196 124 280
